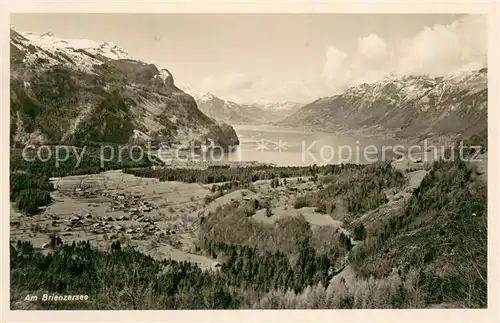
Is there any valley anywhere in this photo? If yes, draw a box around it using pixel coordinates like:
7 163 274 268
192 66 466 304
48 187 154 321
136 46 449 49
8 21 488 311
10 150 487 309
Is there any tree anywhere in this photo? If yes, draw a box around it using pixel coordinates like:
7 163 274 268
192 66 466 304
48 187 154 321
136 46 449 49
353 223 367 241
339 232 353 251
111 240 121 251
15 188 52 215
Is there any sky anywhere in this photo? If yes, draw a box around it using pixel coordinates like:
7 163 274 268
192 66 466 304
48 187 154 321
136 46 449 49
11 13 487 104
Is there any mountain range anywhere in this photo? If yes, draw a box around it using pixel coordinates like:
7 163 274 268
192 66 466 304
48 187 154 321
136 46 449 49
180 87 303 125
10 29 239 150
279 69 487 144
10 28 487 150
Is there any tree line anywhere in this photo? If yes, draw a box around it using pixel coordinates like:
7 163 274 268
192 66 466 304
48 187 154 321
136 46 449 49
123 163 366 184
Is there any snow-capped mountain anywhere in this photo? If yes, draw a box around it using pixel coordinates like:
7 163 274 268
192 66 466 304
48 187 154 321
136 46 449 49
258 101 304 115
180 87 266 124
181 87 303 125
11 30 132 72
280 69 487 142
10 28 239 149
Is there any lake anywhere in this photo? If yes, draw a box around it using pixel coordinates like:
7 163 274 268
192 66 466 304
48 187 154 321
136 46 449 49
210 125 409 166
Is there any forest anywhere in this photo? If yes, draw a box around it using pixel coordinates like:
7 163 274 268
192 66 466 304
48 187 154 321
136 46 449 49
123 163 366 184
11 236 338 309
9 136 487 308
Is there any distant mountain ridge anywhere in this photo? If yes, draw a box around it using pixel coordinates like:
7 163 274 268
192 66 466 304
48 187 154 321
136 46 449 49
10 29 239 149
279 69 487 143
181 87 303 125
259 101 305 114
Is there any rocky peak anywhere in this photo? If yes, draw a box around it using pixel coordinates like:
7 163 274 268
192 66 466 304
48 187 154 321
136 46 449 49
10 27 239 150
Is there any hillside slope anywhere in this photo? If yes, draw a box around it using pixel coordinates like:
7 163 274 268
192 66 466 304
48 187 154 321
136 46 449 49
10 29 239 149
280 70 487 143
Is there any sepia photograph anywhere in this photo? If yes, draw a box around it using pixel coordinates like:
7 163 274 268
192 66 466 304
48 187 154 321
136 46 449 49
3 2 497 321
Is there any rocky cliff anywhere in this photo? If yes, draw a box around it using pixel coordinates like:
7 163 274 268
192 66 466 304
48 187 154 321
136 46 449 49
10 29 239 150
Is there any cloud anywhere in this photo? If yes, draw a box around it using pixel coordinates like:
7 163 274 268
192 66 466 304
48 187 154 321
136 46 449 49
190 14 486 103
319 35 391 92
319 36 390 92
357 34 390 64
396 22 462 75
318 14 486 95
321 46 349 81
396 14 486 76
